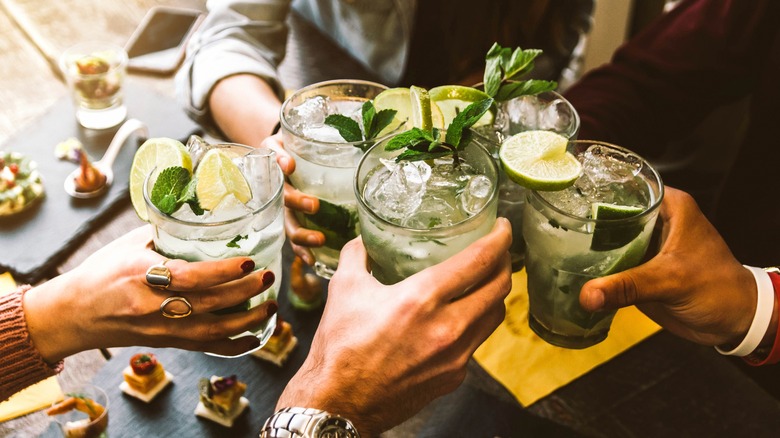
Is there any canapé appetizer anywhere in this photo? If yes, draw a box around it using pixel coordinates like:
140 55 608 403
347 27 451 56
119 352 173 402
194 375 249 427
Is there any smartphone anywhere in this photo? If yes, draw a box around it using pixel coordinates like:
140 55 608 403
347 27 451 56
125 6 204 75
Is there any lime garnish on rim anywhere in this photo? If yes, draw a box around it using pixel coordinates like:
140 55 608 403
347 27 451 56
590 202 646 252
429 85 494 128
373 87 444 134
194 149 252 211
130 137 192 221
498 130 581 191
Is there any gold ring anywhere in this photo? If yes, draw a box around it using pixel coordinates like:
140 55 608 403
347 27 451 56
160 296 193 319
146 260 171 290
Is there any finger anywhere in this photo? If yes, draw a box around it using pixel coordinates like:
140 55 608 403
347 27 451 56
328 237 374 296
187 269 275 313
409 217 512 302
285 207 325 247
161 257 256 291
579 257 677 312
290 241 316 266
262 133 295 175
284 182 319 214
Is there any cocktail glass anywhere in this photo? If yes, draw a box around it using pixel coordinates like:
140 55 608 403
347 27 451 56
143 141 285 357
50 384 109 438
475 91 580 271
59 42 128 130
355 134 499 285
280 80 397 279
523 140 663 349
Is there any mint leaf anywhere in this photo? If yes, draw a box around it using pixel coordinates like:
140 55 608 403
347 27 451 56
445 98 494 148
385 128 431 151
504 48 542 80
396 150 452 162
151 166 191 215
495 79 557 102
226 234 247 248
299 199 359 250
484 43 507 97
324 114 362 142
370 109 398 139
361 101 375 139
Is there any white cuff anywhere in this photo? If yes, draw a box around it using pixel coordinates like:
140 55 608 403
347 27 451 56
715 265 775 356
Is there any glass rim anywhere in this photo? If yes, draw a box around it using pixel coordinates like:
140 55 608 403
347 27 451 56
59 42 129 75
354 138 499 232
529 139 665 224
51 383 109 425
142 143 284 227
279 79 401 147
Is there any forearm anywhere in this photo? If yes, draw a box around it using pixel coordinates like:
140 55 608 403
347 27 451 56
210 74 282 147
0 287 63 401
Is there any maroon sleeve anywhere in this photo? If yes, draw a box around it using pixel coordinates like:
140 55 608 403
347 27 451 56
0 286 64 402
564 0 777 158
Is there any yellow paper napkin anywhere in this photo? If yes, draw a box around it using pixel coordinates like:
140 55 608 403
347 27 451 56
474 269 661 407
0 272 63 422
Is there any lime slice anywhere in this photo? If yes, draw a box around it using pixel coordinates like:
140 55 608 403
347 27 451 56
410 86 434 131
429 85 494 128
130 137 191 221
498 130 581 191
590 202 646 252
373 87 444 134
194 149 252 211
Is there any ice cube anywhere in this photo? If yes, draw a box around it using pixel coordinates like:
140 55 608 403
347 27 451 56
539 98 576 133
459 174 493 216
302 124 347 143
364 161 428 222
289 95 330 131
404 194 461 229
241 147 277 205
207 194 253 222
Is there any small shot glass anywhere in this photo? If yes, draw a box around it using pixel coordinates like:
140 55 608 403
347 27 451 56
48 383 109 438
59 42 128 130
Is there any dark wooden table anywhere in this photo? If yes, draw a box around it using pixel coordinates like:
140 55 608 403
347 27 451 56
3 1 780 437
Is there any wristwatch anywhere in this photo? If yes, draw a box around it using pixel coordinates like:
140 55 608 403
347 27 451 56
259 407 361 438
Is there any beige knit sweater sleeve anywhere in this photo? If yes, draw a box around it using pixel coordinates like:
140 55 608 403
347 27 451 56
0 286 63 401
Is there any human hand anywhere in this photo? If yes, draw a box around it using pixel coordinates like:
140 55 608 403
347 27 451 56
579 187 760 347
276 218 513 436
23 226 278 362
261 133 325 265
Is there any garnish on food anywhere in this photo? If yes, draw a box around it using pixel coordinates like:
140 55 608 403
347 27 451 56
73 149 107 193
130 353 158 375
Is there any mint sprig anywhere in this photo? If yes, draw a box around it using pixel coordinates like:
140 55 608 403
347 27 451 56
386 98 493 165
150 166 203 215
483 43 557 101
324 101 397 152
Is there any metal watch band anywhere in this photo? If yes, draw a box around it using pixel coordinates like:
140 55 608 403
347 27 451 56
259 407 360 438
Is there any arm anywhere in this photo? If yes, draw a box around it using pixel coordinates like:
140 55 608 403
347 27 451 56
564 0 775 157
275 218 513 436
579 187 778 350
0 226 277 400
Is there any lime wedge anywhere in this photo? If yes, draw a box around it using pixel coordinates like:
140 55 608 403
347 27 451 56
409 86 435 131
429 85 494 128
590 202 646 252
498 130 581 191
194 149 252 211
130 137 192 221
373 87 444 134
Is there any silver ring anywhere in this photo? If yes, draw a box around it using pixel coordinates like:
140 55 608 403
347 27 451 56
160 296 193 319
146 260 171 290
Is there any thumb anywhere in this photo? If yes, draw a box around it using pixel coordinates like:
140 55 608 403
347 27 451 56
579 257 671 312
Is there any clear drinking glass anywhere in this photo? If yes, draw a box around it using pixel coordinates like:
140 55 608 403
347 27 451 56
59 42 128 130
143 143 285 357
523 140 663 349
51 384 109 438
280 79 396 279
355 135 499 285
476 91 580 271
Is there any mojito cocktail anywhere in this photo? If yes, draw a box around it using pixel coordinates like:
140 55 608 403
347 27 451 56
142 140 285 357
486 91 580 271
281 80 396 278
523 140 663 349
355 136 498 285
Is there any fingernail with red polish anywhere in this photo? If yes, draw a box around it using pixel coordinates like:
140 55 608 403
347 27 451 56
267 300 278 317
241 260 255 273
262 271 275 287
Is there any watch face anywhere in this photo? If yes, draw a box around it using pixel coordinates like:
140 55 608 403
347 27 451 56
319 417 359 438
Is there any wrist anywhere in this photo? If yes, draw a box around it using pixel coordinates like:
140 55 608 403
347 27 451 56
715 266 775 356
743 269 780 366
24 274 84 362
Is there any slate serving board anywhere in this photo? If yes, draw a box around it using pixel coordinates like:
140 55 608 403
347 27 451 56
0 81 200 283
